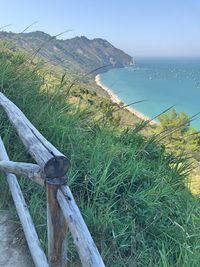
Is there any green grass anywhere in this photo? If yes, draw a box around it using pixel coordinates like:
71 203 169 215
0 42 200 267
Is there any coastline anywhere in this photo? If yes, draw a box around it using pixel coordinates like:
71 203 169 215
95 74 157 125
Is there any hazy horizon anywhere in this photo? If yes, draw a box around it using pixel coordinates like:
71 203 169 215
1 0 200 57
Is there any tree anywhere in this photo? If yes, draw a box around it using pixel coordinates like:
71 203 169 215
154 109 200 159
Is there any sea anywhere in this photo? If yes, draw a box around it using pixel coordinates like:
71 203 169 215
99 58 200 130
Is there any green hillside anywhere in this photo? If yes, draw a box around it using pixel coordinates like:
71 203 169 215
0 42 200 267
0 31 133 75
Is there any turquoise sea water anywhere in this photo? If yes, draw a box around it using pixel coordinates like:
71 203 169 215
100 58 200 130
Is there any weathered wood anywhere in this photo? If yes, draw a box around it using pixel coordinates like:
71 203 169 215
47 184 68 267
0 92 70 178
0 160 44 186
0 92 106 267
57 186 105 267
0 137 49 267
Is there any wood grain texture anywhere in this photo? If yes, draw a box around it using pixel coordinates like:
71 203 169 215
0 137 49 267
0 92 69 178
57 186 105 267
47 184 68 267
0 160 44 186
0 92 105 267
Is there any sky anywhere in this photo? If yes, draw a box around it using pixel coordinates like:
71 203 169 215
1 0 200 57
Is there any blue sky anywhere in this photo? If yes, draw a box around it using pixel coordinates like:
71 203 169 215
1 0 200 57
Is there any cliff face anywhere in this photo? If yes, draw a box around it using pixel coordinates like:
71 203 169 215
0 31 133 73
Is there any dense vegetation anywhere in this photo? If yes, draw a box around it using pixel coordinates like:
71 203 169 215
0 31 133 74
0 42 200 267
153 110 200 196
154 109 200 158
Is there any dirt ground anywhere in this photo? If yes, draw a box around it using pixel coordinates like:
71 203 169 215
0 210 34 267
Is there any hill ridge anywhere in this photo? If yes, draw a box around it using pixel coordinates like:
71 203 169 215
0 30 134 74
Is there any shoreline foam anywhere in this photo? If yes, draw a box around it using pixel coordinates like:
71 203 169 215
95 74 157 125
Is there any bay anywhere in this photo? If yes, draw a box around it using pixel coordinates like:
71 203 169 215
100 58 200 130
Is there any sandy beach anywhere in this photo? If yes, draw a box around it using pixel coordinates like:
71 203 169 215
95 74 157 125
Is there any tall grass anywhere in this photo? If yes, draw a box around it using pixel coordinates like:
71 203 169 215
0 43 200 267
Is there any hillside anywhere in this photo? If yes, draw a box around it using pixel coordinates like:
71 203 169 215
0 40 200 267
0 31 133 74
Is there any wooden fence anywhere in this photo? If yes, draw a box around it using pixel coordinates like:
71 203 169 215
0 92 105 267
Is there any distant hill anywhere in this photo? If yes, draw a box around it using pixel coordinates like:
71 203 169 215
0 31 133 74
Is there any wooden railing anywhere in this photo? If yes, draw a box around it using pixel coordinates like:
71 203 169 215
0 92 105 267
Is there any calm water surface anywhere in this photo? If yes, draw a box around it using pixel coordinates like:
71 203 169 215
100 58 200 130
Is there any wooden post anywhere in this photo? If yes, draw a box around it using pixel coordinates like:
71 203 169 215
57 186 106 267
0 138 49 267
0 92 70 266
0 92 106 266
47 183 68 267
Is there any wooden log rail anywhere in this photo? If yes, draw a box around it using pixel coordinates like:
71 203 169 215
0 92 105 267
0 138 49 267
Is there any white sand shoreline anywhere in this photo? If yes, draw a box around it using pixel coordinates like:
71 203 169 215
95 74 157 125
